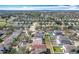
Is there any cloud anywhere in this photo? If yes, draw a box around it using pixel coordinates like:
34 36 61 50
67 5 79 10
0 0 79 5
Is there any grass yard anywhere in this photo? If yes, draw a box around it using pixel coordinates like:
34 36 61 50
53 46 63 53
0 22 6 27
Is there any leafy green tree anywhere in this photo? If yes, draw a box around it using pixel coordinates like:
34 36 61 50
9 48 17 54
0 37 3 43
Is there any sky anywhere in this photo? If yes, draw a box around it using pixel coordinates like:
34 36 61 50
0 5 79 10
0 0 79 5
0 0 79 10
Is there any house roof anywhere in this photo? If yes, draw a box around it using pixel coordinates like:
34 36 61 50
60 39 72 45
56 36 72 45
53 30 64 36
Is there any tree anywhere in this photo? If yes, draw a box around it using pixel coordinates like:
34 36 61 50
9 48 17 54
13 38 18 42
0 37 3 43
47 17 55 22
3 17 9 28
55 21 62 25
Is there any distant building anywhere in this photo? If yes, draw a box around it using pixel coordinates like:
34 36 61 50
0 30 5 36
63 45 76 54
31 37 44 48
56 36 72 45
0 44 4 54
53 30 64 36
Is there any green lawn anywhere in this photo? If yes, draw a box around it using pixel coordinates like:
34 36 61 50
0 22 6 27
0 21 12 27
53 46 63 53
